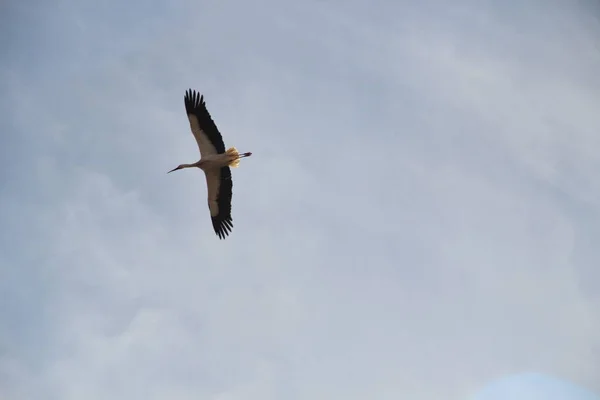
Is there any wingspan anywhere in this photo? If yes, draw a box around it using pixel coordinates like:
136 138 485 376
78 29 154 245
184 89 226 157
204 167 233 239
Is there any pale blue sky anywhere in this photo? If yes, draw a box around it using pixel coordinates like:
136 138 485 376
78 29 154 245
1 0 599 399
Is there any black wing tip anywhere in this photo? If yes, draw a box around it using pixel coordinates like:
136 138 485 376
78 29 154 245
184 89 204 103
212 216 233 239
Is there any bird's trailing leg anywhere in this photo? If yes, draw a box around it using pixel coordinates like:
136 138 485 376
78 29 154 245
226 147 252 168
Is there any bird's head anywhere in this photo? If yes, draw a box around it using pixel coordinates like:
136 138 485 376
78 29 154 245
167 164 184 174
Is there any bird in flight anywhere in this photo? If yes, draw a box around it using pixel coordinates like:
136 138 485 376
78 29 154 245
168 89 252 239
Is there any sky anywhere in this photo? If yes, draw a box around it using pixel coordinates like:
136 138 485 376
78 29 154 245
473 373 600 400
1 0 600 399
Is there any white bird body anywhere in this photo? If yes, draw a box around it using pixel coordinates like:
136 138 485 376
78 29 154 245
168 89 252 239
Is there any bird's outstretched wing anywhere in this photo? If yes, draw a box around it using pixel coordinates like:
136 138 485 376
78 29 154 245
204 166 233 239
184 89 226 157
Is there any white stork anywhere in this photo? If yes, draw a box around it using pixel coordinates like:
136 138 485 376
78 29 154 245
168 89 252 239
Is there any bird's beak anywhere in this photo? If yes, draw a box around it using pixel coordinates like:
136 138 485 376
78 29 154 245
167 166 180 174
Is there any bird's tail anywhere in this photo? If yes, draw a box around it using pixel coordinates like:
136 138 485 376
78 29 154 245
226 147 241 168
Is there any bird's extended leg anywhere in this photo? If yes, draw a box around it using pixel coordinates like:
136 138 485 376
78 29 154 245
226 149 252 168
